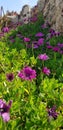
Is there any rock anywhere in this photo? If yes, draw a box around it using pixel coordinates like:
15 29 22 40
31 5 39 17
7 15 19 23
20 5 31 24
37 0 63 33
37 0 47 12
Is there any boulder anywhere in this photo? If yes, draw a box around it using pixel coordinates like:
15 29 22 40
37 0 63 33
37 0 48 12
20 5 31 24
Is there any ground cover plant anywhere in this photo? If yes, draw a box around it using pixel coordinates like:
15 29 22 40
0 13 63 130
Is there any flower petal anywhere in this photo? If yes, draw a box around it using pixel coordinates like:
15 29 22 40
2 112 10 122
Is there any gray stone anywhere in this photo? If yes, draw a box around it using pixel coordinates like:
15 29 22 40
37 0 63 33
7 15 19 23
20 5 31 24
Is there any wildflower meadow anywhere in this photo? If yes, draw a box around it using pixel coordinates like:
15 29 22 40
0 13 63 130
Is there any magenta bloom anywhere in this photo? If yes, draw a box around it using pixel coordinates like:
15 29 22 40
0 99 12 122
47 45 53 49
38 38 44 46
18 66 36 81
47 105 58 119
3 27 9 33
35 32 44 37
42 67 50 76
32 41 39 48
33 44 39 49
38 53 49 61
60 50 63 54
53 46 60 52
6 73 14 82
24 18 28 22
24 37 30 42
49 29 55 33
30 16 38 22
57 43 63 48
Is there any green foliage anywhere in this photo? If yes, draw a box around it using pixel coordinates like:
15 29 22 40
49 35 63 46
0 13 63 129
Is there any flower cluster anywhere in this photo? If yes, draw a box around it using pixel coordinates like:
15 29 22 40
3 27 9 33
31 38 44 49
24 37 30 42
35 32 44 37
18 66 36 81
38 38 44 46
30 16 38 22
38 53 49 61
42 67 50 76
0 99 12 122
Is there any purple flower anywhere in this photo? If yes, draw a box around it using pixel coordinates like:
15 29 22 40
18 66 36 81
38 38 44 46
41 23 47 29
35 32 44 37
47 105 58 119
49 30 60 38
49 29 55 33
53 46 60 52
50 33 56 38
24 18 28 22
30 16 38 22
6 73 14 82
59 50 63 54
32 41 39 48
57 43 63 48
55 32 60 36
0 99 12 122
38 53 49 61
32 41 38 45
3 27 9 33
47 45 53 49
42 67 50 76
33 44 39 49
24 37 30 42
49 29 57 38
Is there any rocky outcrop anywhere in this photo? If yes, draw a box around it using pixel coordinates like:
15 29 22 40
37 0 63 33
20 5 31 24
37 0 48 12
31 5 39 17
5 5 31 24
